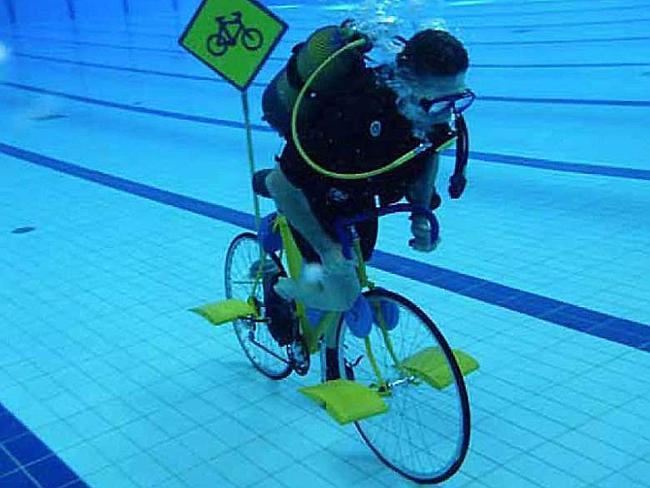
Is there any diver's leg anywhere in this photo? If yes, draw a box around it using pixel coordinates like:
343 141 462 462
266 167 344 267
265 168 360 311
358 216 379 262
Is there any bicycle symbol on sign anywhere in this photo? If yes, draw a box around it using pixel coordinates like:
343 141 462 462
206 11 264 57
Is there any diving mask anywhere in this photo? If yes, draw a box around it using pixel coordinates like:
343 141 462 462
419 89 475 118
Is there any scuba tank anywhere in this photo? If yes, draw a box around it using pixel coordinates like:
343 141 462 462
262 24 369 137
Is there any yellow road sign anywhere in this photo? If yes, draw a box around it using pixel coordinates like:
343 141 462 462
179 0 287 90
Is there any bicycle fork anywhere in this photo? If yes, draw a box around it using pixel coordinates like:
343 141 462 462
343 237 411 393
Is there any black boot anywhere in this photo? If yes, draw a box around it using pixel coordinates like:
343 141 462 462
325 347 355 381
263 272 296 347
325 347 339 381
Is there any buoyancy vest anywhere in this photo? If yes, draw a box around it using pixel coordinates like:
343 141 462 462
283 67 455 201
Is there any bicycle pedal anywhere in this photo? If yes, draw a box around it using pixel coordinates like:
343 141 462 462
289 339 310 376
298 380 388 425
191 299 257 327
264 274 297 347
402 348 479 390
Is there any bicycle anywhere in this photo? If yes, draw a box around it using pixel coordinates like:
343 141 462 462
193 192 479 484
206 11 264 57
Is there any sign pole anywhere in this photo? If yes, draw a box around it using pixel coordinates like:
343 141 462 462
241 89 262 231
241 88 269 275
179 0 288 235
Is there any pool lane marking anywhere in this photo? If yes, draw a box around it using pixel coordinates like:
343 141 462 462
6 31 650 56
0 403 88 487
1 141 648 352
3 80 650 182
13 50 650 88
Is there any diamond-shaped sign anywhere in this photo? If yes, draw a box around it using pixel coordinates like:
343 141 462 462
179 0 287 90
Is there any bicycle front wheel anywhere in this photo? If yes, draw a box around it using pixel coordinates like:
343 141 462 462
333 288 471 484
225 232 292 380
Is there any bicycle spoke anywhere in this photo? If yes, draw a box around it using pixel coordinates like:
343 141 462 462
225 233 291 380
337 289 470 483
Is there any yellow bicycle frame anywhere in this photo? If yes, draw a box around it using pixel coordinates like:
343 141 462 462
273 213 402 391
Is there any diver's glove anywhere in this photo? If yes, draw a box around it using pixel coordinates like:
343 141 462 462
409 214 440 253
274 260 361 312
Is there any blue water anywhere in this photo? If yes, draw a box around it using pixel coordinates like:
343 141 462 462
1 0 649 486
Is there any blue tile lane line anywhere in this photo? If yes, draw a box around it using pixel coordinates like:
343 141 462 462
64 0 75 21
458 17 650 29
466 151 650 181
13 51 650 72
7 34 288 58
8 13 650 37
11 51 650 106
3 81 650 183
0 2 648 31
427 3 650 18
3 0 16 24
0 403 88 487
471 35 650 45
0 142 256 229
12 52 268 87
479 95 650 108
474 62 650 68
8 31 650 52
0 82 267 131
1 141 648 352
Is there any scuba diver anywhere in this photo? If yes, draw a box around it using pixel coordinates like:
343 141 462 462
254 21 474 340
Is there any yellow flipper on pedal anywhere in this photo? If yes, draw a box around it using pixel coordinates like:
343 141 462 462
190 299 257 327
299 379 388 425
402 348 479 390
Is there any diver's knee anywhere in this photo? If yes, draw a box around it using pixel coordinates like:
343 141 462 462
265 168 282 197
252 169 274 198
266 167 297 200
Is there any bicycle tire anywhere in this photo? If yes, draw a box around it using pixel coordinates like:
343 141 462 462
332 287 471 484
225 232 292 380
206 33 228 56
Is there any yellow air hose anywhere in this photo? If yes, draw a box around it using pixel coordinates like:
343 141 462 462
290 38 448 180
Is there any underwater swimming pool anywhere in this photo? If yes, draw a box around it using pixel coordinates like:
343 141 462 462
1 0 649 486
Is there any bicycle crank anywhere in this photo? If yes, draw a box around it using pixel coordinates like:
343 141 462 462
288 338 310 376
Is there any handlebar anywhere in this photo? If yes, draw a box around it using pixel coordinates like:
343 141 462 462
334 203 440 259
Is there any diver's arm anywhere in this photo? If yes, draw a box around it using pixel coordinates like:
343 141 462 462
265 167 343 266
406 152 440 208
405 153 441 252
265 167 360 311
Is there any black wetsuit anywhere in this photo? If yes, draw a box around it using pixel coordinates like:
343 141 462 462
277 66 453 263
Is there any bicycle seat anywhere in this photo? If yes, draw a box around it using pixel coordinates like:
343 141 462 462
252 169 273 198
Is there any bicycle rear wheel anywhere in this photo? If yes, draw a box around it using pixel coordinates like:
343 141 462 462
206 33 227 56
225 232 292 380
333 288 471 484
